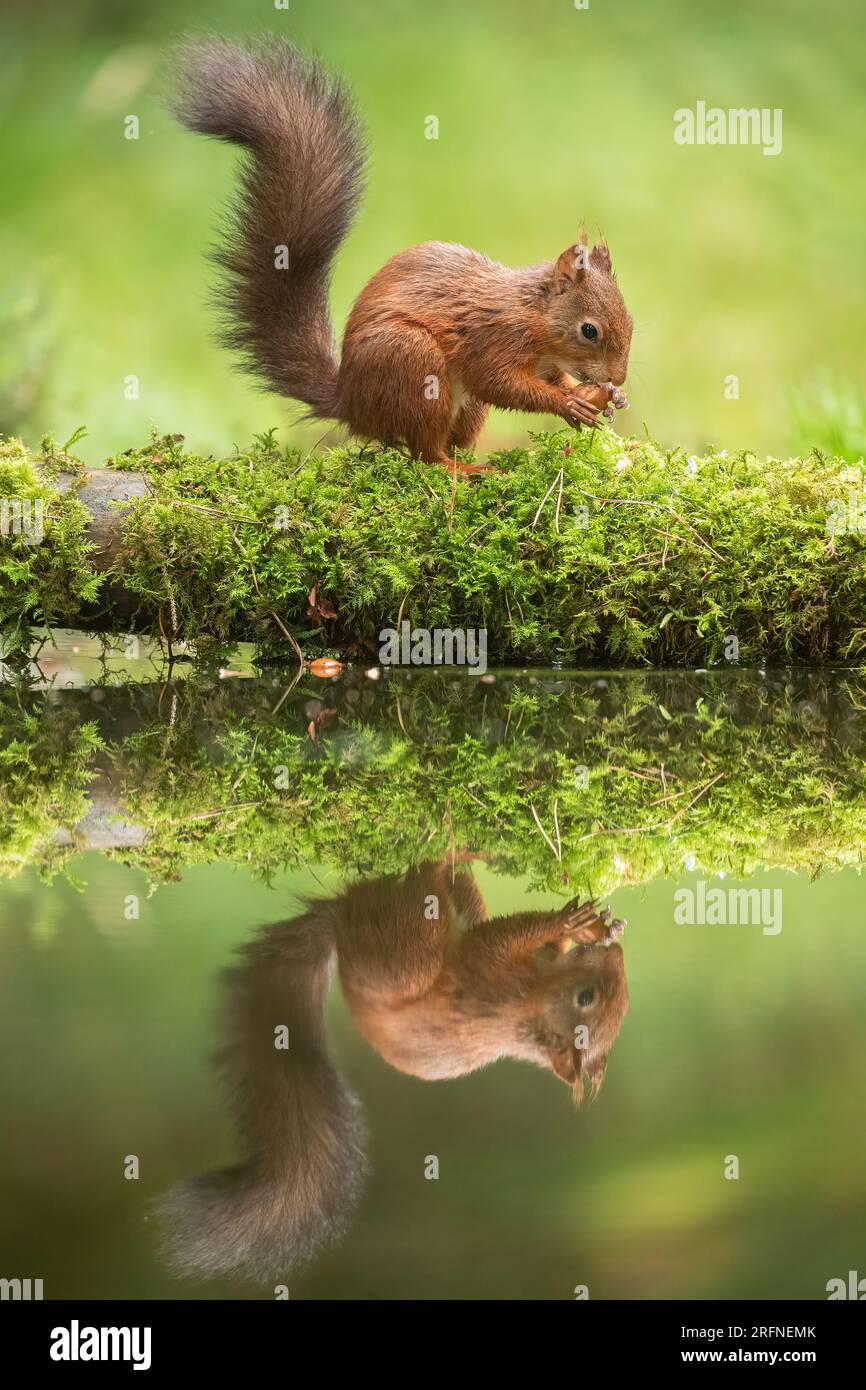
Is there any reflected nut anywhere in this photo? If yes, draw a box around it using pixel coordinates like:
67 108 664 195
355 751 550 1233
309 657 344 678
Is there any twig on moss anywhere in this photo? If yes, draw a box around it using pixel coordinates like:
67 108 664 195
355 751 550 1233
532 469 563 529
169 499 269 526
583 492 726 564
583 770 726 839
269 609 304 673
531 801 562 861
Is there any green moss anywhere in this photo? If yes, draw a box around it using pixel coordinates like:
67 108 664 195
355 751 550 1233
0 439 101 635
3 427 866 664
3 670 866 893
0 696 102 879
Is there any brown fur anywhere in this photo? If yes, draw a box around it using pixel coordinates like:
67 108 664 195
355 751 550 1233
172 38 633 470
331 862 629 1098
155 861 628 1282
171 37 366 416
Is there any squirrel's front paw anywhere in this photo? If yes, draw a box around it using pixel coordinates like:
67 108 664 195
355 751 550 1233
561 900 626 945
562 396 600 430
609 384 629 411
559 898 601 939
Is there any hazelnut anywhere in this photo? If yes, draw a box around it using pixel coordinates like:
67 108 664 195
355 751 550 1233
309 657 344 678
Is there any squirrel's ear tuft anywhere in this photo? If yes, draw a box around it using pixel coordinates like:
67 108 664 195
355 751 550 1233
590 241 612 274
553 242 589 292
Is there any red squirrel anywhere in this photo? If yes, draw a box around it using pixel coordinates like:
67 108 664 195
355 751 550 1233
171 38 633 475
156 861 628 1281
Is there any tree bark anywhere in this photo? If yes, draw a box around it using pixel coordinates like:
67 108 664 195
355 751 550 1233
54 468 150 571
53 773 147 851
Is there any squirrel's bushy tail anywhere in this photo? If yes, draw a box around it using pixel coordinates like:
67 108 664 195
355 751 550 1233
155 909 368 1282
171 37 366 418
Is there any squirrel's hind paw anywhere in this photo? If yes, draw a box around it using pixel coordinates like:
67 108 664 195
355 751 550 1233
434 457 495 477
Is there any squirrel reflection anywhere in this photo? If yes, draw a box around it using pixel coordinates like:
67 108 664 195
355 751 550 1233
157 858 629 1281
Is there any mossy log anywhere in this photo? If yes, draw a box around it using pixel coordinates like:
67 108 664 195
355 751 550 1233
1 428 865 665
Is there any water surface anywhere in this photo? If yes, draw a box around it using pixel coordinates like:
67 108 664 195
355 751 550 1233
1 650 864 1299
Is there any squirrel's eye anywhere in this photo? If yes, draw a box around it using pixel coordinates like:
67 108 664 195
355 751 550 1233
580 322 599 342
578 987 595 1007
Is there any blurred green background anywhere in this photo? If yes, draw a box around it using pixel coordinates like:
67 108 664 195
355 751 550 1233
2 0 865 464
1 854 864 1299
